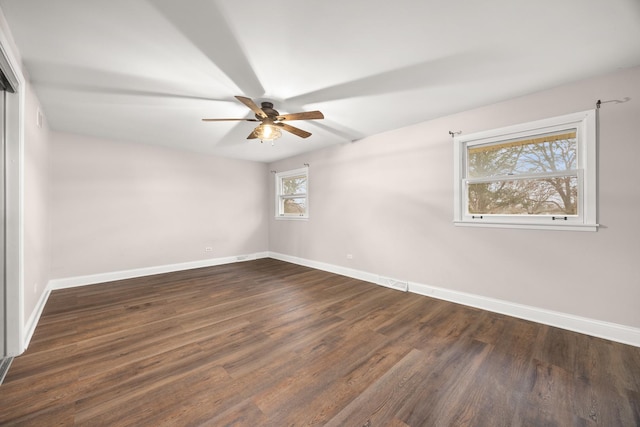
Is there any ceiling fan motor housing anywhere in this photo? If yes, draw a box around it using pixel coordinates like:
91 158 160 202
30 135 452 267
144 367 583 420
258 102 279 119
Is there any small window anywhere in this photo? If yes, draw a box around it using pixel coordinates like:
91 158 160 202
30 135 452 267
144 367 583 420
453 110 597 231
275 167 308 219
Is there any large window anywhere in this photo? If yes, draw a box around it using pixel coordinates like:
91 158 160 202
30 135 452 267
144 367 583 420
275 167 308 219
453 110 597 231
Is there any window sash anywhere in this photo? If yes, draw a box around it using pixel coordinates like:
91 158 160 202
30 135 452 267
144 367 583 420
278 196 307 216
464 172 580 217
467 130 576 155
281 174 307 196
466 129 578 179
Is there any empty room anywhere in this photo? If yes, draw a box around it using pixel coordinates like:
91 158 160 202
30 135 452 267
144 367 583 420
0 1 639 425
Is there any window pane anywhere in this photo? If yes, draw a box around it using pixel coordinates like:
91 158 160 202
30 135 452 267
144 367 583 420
468 130 577 178
283 198 306 214
468 176 578 215
282 175 307 195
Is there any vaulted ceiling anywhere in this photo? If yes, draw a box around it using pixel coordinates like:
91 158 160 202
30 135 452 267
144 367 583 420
1 0 639 162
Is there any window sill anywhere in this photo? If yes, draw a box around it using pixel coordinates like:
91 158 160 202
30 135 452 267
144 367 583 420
275 216 309 221
453 220 599 232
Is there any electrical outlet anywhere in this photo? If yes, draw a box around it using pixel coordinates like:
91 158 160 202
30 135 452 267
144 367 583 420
205 247 213 252
346 253 353 260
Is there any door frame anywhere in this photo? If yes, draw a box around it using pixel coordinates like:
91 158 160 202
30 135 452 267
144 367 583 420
0 20 25 357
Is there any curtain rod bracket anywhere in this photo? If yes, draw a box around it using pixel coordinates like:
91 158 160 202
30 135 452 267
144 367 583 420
597 97 630 108
449 130 462 138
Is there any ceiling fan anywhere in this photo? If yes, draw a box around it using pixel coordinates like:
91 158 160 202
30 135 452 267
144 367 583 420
202 96 324 142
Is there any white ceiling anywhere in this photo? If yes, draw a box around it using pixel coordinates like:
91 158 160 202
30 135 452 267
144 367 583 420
1 0 639 163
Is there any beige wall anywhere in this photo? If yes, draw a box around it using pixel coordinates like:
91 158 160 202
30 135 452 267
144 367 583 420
50 133 269 279
23 81 52 321
269 66 640 329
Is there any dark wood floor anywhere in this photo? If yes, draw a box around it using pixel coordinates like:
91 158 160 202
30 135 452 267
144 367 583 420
1 258 639 426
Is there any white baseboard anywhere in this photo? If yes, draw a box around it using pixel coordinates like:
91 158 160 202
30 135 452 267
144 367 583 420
29 251 640 348
48 252 270 290
268 252 640 347
23 252 269 351
24 287 51 350
23 252 263 349
269 252 381 284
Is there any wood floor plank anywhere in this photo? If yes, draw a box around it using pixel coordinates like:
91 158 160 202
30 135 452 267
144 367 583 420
0 258 638 426
437 319 541 427
251 323 390 422
288 343 414 426
396 339 492 426
515 359 579 426
323 348 433 427
0 367 80 423
192 399 268 427
627 389 640 426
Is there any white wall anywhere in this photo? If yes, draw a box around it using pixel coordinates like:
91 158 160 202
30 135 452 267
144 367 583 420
50 133 269 279
0 7 52 354
23 81 51 322
269 66 640 331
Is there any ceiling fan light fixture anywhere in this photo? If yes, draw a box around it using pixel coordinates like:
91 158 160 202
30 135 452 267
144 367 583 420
203 96 323 143
255 123 282 142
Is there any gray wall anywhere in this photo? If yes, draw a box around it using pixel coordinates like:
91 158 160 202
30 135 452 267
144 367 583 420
50 132 269 279
269 66 640 329
23 80 52 321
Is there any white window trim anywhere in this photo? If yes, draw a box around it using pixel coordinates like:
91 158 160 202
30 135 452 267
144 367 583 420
453 110 598 231
275 167 309 220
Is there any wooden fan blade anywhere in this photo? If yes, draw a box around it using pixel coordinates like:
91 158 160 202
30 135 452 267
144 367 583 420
235 95 267 119
247 130 258 139
276 111 324 121
202 118 260 122
276 123 312 138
